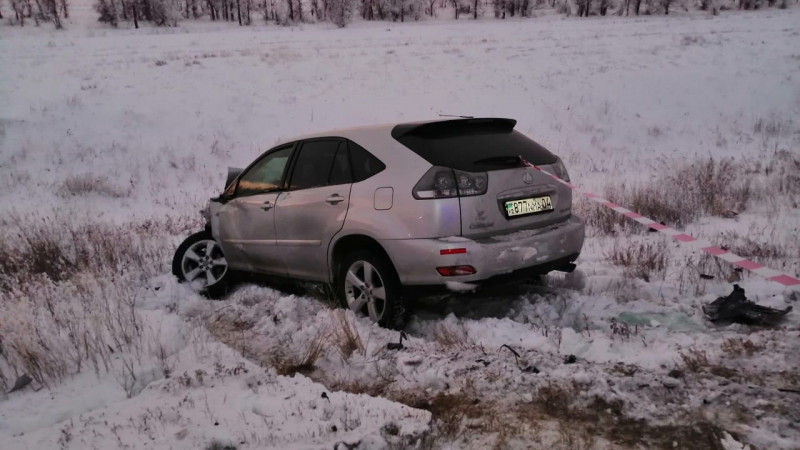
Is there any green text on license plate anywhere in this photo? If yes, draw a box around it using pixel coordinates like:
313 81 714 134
505 196 553 217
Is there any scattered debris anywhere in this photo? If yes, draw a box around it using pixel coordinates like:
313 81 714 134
499 345 540 373
387 331 408 350
721 210 739 219
662 377 682 389
564 354 577 364
381 422 400 437
8 374 32 393
499 344 520 359
333 440 360 450
703 285 792 326
700 273 715 280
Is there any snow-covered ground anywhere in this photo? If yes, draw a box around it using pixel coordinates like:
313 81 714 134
1 4 799 449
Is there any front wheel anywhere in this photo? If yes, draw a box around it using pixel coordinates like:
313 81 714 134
172 230 231 298
336 250 405 329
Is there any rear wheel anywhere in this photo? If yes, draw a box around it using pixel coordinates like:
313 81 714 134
172 230 231 298
336 250 405 329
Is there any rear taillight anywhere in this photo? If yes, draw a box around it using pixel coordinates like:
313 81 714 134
542 157 570 182
413 166 488 199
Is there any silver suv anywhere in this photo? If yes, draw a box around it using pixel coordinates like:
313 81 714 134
173 118 585 327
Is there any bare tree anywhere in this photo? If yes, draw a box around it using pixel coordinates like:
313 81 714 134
12 0 26 25
576 0 590 15
47 0 63 27
328 0 352 25
131 0 138 27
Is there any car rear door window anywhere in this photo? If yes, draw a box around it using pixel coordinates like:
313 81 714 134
328 141 353 186
289 140 351 190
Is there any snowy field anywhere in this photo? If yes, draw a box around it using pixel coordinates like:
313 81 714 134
1 4 800 449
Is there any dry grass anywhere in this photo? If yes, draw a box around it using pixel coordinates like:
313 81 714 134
393 390 506 446
1 273 144 388
727 233 787 261
59 174 131 198
0 213 176 389
753 114 794 138
720 338 765 357
332 311 365 361
607 239 668 282
329 378 392 398
517 382 729 449
274 331 328 376
580 157 753 235
679 346 745 381
680 347 711 373
582 150 800 238
433 321 472 350
0 214 174 289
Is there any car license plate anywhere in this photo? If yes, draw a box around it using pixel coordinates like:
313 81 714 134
505 196 553 217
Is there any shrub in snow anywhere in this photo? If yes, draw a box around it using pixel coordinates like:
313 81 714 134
328 0 354 26
95 0 120 25
94 0 180 28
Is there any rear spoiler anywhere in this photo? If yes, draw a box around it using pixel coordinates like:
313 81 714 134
391 118 517 140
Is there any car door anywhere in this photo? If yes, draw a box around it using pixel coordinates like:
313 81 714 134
274 139 353 281
211 145 294 276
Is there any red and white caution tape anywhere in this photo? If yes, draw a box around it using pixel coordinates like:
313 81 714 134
534 167 800 288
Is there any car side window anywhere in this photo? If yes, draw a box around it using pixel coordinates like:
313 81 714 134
328 141 353 186
348 140 386 182
288 140 351 190
236 146 293 197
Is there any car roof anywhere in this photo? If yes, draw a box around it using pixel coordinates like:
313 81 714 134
274 118 519 168
278 117 516 145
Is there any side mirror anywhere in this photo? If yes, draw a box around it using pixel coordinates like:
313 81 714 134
225 167 243 190
211 167 243 204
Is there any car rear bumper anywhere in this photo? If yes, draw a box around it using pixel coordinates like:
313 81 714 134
380 215 585 285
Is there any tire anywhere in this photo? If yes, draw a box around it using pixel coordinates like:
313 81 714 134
336 250 406 329
172 230 231 298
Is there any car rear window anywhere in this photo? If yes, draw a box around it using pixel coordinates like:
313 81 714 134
391 119 557 172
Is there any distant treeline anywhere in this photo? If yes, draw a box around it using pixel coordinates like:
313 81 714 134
1 0 793 29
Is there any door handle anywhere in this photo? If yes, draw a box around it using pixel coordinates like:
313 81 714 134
260 201 274 211
325 194 345 205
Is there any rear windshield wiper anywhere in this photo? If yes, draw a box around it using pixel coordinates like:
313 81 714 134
472 155 524 167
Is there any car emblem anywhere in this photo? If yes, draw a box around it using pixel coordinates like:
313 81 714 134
522 172 534 185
